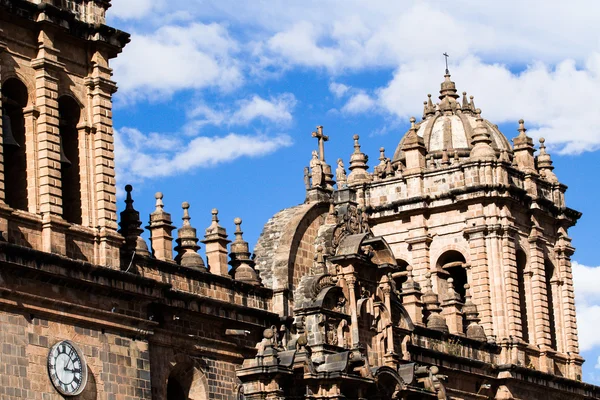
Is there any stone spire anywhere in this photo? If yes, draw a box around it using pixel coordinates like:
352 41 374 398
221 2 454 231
512 119 536 172
229 218 261 285
470 109 496 161
118 185 150 258
347 134 371 185
147 192 175 262
537 138 558 183
463 284 486 341
201 209 230 276
174 202 206 270
422 273 448 332
402 117 427 172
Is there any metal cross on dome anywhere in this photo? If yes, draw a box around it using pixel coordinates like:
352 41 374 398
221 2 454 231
312 126 328 162
443 52 450 74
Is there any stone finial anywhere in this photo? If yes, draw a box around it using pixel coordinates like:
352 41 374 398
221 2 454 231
469 95 476 113
422 273 448 332
537 137 558 183
402 265 421 292
201 209 230 276
147 191 176 262
347 134 371 185
403 117 427 171
444 278 461 302
174 202 206 270
229 217 261 285
512 119 535 172
453 150 460 164
118 185 150 259
469 109 496 161
441 149 450 166
423 94 436 118
303 166 310 190
463 284 486 341
461 92 471 113
438 73 459 113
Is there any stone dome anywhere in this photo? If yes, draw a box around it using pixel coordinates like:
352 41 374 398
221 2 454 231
392 74 513 164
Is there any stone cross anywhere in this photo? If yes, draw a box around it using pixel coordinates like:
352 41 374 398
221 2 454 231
311 125 328 162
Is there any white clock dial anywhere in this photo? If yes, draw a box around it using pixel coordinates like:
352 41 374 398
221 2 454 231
48 340 88 396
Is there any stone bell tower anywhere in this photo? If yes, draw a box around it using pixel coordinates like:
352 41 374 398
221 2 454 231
0 0 129 267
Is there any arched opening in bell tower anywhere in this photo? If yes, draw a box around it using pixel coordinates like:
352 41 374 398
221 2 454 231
437 250 468 301
545 258 558 350
516 250 530 343
2 78 28 211
58 96 82 224
166 361 209 400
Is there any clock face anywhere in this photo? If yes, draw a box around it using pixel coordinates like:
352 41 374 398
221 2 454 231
47 340 88 396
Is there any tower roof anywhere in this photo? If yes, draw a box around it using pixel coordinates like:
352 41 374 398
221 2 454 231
392 74 513 164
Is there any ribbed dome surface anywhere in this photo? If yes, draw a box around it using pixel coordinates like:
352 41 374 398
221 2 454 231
393 74 513 163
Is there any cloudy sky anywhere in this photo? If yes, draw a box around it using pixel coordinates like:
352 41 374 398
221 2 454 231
107 0 600 383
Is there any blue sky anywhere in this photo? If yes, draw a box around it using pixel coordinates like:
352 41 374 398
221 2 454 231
106 0 600 383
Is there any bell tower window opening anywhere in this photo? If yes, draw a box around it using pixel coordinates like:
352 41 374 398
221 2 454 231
58 96 82 225
516 250 530 343
437 250 468 301
2 78 28 211
545 259 558 350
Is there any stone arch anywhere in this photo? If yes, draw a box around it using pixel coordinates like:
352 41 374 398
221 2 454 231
373 366 405 399
164 354 209 400
1 71 35 107
515 249 530 343
2 77 29 211
58 95 83 224
435 249 468 300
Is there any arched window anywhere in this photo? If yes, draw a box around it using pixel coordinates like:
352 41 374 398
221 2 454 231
516 250 530 343
58 96 82 224
437 250 468 300
166 362 209 400
2 78 28 211
545 259 558 350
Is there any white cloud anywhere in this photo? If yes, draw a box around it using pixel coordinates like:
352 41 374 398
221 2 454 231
109 0 165 20
329 82 350 98
341 92 376 114
112 23 242 103
572 261 600 352
232 94 296 125
114 127 292 185
184 93 297 135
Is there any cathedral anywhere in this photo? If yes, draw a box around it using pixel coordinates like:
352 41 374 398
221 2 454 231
0 1 599 399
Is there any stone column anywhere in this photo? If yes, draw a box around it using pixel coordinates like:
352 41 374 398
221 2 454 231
77 123 94 226
33 29 68 255
464 225 493 337
501 226 524 340
345 274 360 347
23 106 40 214
555 236 579 355
0 29 6 203
86 50 121 267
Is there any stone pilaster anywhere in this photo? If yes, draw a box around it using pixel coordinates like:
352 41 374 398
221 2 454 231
464 224 493 337
555 234 579 356
0 28 6 202
77 123 94 227
23 106 40 214
528 224 553 353
406 230 432 284
401 266 424 326
501 225 523 340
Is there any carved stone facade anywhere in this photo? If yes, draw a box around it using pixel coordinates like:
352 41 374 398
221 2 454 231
0 1 598 400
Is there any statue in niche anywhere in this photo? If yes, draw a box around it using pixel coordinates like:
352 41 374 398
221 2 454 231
336 158 347 188
310 150 324 188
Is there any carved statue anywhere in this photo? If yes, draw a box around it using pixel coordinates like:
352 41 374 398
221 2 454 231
336 158 347 188
304 166 311 190
310 150 324 188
